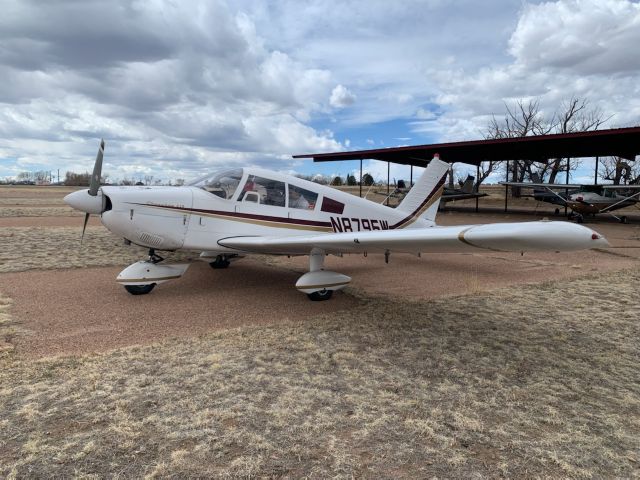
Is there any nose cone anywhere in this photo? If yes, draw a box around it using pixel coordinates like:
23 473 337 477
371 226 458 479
589 230 610 248
64 189 104 214
549 222 610 250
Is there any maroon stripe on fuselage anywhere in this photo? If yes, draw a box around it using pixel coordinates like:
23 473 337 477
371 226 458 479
131 203 332 228
389 175 447 229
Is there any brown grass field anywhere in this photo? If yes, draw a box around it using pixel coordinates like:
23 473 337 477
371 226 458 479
1 185 639 478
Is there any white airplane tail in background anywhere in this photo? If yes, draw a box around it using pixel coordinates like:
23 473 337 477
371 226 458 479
396 155 449 224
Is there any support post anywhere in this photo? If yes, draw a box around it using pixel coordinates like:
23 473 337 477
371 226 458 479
386 161 390 206
410 165 413 187
504 160 509 213
359 158 363 198
475 163 480 213
595 156 599 185
565 158 570 216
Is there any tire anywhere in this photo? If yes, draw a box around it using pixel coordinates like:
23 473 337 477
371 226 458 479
209 260 231 270
124 283 156 295
554 208 560 215
209 256 231 269
307 290 333 301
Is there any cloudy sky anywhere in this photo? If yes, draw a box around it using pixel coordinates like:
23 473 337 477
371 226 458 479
1 0 639 183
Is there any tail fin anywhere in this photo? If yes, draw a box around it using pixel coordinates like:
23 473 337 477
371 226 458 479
461 175 475 193
396 155 449 224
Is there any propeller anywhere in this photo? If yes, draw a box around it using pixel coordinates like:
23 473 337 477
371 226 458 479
81 139 105 242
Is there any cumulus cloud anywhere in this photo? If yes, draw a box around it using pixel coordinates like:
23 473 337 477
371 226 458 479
1 0 639 181
329 85 356 108
419 0 640 142
0 0 342 180
509 0 640 75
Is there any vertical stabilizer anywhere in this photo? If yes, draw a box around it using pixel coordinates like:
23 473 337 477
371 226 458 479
396 155 449 224
461 175 475 193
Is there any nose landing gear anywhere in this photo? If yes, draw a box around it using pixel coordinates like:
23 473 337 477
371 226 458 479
117 248 191 295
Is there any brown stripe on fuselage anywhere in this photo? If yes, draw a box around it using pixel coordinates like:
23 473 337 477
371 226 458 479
131 203 334 232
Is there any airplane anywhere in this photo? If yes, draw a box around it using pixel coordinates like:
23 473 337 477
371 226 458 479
64 141 609 301
442 175 488 202
501 178 640 223
377 174 486 204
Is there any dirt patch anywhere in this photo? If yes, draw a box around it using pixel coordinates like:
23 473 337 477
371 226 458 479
1 260 356 358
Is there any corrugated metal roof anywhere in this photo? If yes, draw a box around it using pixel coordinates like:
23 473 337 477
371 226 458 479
293 126 640 166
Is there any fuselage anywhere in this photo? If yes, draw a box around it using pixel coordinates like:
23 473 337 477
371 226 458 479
98 167 435 253
566 191 637 214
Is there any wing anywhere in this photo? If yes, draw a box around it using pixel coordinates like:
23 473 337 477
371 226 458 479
501 182 640 190
598 184 640 189
500 182 583 189
218 221 607 256
442 192 488 201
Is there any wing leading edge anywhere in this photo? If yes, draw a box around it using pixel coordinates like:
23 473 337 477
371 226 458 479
218 221 608 256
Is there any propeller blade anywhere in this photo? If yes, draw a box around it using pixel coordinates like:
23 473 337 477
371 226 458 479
81 212 90 244
88 139 105 196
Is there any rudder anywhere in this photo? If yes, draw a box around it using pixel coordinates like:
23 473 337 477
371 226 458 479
396 155 449 224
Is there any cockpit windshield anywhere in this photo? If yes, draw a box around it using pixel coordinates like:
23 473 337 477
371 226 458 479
189 168 243 199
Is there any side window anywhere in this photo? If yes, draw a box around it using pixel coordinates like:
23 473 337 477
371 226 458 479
288 185 318 210
238 176 286 207
320 196 345 214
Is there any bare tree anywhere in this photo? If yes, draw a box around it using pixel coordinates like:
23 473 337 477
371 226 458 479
600 156 640 184
485 97 610 192
65 171 91 186
546 97 610 183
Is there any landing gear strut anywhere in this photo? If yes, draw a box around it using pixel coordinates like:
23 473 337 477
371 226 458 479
117 250 191 296
148 248 164 264
295 248 351 301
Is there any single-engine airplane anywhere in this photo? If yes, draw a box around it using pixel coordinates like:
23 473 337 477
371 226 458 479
501 179 640 223
442 175 488 202
65 141 609 300
378 175 486 204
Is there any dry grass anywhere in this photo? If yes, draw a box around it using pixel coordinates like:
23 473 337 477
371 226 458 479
1 271 639 478
0 294 17 355
0 227 192 273
0 207 79 217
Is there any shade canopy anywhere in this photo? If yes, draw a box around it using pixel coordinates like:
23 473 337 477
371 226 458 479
293 126 640 166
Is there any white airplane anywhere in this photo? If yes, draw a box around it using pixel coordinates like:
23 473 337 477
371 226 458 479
65 141 609 300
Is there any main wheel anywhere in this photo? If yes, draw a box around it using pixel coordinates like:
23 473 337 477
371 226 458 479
307 290 333 301
209 256 231 269
124 283 156 295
